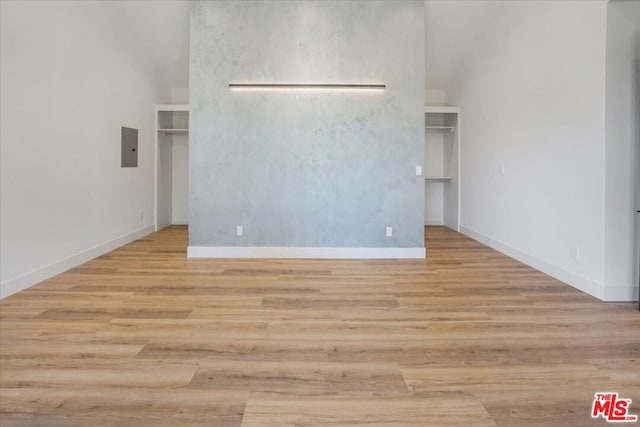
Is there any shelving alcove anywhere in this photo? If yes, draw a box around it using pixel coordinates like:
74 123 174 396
155 104 189 231
424 105 460 231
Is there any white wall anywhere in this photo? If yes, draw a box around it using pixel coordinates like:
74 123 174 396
0 1 163 298
171 136 189 224
446 1 610 299
604 1 640 301
157 132 173 230
171 87 189 104
170 87 189 225
426 89 446 106
424 131 445 225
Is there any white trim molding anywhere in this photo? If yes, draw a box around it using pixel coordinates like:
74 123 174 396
188 246 426 259
0 225 154 299
459 226 608 301
425 105 460 114
603 286 639 303
156 104 189 112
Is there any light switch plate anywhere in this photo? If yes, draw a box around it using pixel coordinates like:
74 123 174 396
416 166 423 176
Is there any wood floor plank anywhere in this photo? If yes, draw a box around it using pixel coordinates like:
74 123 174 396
189 360 409 397
240 393 496 427
0 358 198 388
136 340 328 363
188 307 341 321
401 363 617 393
261 295 400 309
0 388 247 427
0 337 144 359
477 387 621 427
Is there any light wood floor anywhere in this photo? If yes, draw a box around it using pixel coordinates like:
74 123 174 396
0 226 638 426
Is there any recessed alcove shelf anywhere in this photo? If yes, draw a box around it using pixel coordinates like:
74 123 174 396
158 129 189 134
425 177 453 182
425 125 455 132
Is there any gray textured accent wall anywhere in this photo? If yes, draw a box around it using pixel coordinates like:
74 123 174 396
189 0 424 248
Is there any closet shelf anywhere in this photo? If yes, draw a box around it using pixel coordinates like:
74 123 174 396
158 129 189 134
425 177 453 182
425 126 454 132
425 106 460 114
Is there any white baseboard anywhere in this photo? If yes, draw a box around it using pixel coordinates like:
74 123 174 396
188 246 426 259
425 220 445 226
0 225 155 299
603 285 639 302
459 226 609 301
171 220 188 225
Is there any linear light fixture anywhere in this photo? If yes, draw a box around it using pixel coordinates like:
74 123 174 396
229 83 385 92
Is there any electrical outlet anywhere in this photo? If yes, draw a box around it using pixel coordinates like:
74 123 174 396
386 226 393 237
415 165 423 176
236 225 243 236
569 246 579 261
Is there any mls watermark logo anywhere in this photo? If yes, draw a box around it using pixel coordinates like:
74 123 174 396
592 392 638 423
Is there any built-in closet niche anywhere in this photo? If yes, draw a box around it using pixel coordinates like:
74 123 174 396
424 106 460 231
155 105 189 231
